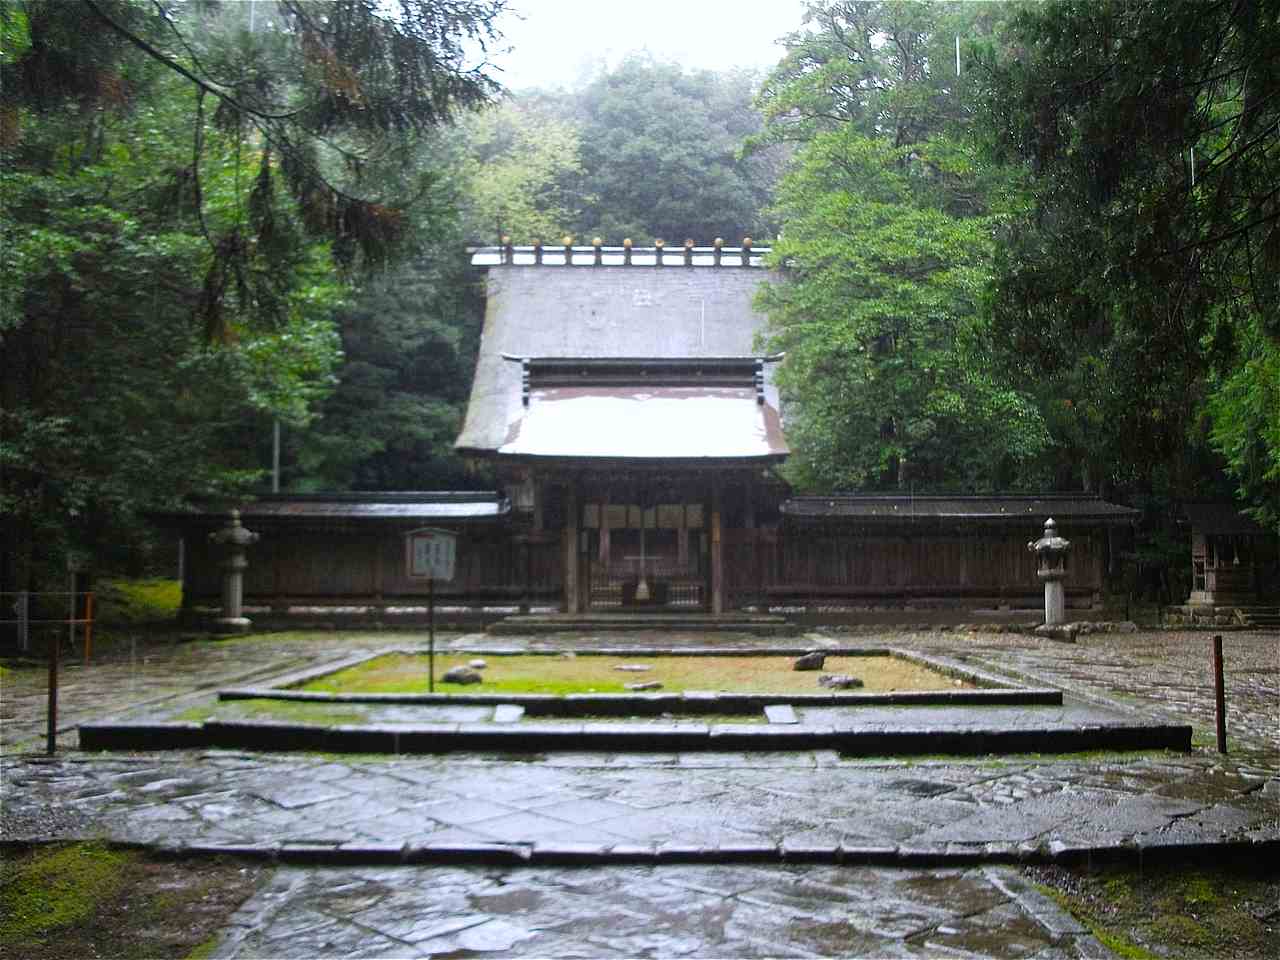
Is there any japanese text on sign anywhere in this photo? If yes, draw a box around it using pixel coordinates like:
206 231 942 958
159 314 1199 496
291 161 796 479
406 527 457 581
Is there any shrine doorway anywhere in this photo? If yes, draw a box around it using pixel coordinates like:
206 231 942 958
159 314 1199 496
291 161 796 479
583 502 706 609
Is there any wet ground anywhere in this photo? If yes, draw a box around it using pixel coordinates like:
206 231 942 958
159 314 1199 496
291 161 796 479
2 625 1277 957
212 862 1098 959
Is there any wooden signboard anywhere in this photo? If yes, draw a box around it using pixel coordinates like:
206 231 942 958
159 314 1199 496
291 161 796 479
406 527 457 582
405 527 457 692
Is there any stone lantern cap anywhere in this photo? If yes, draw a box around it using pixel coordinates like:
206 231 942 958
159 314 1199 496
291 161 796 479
209 509 260 548
1028 517 1070 576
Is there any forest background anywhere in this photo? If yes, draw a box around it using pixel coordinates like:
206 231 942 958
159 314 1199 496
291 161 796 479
2 0 1277 595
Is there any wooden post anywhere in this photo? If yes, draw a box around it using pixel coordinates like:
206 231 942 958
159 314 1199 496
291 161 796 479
83 592 94 665
711 483 724 615
428 575 435 693
564 483 580 614
47 624 59 756
1213 634 1227 754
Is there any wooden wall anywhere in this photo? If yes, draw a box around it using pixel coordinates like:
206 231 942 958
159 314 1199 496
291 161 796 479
725 525 1105 608
184 527 562 610
185 520 1108 614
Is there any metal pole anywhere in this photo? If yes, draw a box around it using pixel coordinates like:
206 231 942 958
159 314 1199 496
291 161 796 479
428 576 435 693
1212 634 1227 754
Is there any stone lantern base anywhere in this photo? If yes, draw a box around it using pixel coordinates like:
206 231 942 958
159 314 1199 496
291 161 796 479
212 616 253 635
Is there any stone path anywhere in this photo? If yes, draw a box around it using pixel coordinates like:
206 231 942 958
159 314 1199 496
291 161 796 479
211 862 1102 959
2 625 1277 958
4 750 1276 858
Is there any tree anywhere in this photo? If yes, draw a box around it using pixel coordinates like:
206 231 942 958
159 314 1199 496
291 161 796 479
453 97 585 243
979 0 1280 528
753 1 1046 492
0 0 504 589
568 55 778 244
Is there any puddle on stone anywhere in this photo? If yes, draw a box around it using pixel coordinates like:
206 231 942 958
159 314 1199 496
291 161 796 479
886 778 955 798
468 888 546 913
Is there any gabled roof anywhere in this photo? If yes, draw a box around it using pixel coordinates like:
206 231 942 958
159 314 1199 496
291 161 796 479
456 256 782 458
1181 502 1269 536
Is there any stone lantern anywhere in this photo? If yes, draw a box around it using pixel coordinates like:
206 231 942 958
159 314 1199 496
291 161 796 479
1028 518 1071 625
209 509 259 634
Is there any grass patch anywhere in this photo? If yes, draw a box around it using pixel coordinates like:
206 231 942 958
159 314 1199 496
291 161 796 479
0 844 263 960
95 578 182 623
1027 858 1279 959
190 698 370 726
299 653 973 696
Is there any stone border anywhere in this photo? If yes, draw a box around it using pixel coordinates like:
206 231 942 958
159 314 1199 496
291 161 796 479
215 646 1060 715
78 718 1192 755
9 836 1271 870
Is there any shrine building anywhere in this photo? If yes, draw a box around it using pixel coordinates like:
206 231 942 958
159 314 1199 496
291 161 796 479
166 241 1160 627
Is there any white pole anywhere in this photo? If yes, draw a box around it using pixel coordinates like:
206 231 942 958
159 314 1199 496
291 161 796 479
956 36 961 76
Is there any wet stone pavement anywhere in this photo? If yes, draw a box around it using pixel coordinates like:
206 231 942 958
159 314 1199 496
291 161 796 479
212 863 1100 959
2 626 1278 957
3 750 1277 858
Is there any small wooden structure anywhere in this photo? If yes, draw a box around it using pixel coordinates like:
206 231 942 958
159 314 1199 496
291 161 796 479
1183 502 1278 607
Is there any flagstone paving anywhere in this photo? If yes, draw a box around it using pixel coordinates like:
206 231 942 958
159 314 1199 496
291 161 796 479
210 862 1101 959
3 749 1276 856
2 625 1277 957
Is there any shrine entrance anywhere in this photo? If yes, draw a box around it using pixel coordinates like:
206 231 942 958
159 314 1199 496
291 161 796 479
583 502 707 609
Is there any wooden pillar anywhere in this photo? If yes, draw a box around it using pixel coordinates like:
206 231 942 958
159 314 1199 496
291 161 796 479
710 481 724 615
599 495 611 566
372 536 384 604
564 482 580 614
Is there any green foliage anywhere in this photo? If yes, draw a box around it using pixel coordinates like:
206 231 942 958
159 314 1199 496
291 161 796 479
980 0 1280 517
1207 325 1280 533
567 55 779 244
455 98 586 242
287 250 486 490
755 1 1046 491
95 577 183 623
0 0 504 590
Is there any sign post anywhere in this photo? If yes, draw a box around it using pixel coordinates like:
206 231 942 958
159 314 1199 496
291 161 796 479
406 528 457 693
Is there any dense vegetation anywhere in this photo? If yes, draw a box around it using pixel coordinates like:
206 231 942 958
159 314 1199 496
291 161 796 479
2 0 1276 594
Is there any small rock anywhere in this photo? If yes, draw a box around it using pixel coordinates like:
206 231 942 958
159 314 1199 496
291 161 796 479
793 651 825 671
469 658 488 669
442 666 482 685
614 664 652 672
818 673 863 689
625 681 663 691
1034 624 1079 643
559 651 576 660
